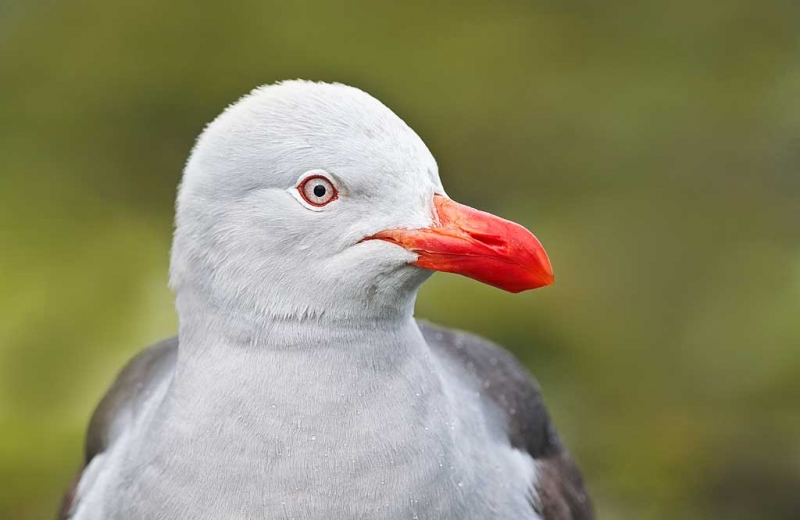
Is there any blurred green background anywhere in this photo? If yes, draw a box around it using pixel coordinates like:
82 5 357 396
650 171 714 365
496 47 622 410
2 0 799 519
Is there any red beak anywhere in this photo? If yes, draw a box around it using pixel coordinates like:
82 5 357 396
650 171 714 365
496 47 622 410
366 195 554 293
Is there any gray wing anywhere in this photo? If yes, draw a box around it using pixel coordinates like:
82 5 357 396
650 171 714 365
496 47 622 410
58 337 178 519
418 320 594 520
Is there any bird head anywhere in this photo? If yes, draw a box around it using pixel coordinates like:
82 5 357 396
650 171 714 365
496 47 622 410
171 81 552 323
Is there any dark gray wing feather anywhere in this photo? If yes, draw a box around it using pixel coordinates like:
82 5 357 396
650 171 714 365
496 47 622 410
58 337 178 519
418 320 594 520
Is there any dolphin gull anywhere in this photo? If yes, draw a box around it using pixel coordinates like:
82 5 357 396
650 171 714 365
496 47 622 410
60 80 593 520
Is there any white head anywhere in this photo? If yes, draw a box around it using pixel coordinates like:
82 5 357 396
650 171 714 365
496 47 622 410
170 81 552 330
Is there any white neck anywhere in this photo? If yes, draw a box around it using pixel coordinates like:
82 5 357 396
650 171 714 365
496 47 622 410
167 287 444 451
139 296 466 516
173 280 420 353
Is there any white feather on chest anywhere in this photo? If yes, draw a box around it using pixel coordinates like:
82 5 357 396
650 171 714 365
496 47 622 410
77 322 538 520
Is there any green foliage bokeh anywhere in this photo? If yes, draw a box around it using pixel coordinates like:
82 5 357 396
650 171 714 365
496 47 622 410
1 1 799 519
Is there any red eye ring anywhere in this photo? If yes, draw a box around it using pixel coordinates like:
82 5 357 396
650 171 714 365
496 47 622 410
298 175 338 207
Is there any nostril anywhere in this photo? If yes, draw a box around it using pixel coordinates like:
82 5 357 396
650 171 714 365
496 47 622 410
467 231 507 251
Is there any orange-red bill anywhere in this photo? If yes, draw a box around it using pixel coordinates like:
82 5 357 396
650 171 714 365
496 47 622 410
365 195 554 293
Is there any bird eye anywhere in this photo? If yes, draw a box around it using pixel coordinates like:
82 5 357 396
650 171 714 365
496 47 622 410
298 175 338 207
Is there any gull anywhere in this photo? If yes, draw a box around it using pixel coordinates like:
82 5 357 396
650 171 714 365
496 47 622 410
60 80 593 520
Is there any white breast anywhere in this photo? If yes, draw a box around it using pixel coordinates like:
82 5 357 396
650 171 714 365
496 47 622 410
73 323 540 520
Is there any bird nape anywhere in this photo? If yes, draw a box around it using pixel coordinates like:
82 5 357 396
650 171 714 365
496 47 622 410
60 80 593 520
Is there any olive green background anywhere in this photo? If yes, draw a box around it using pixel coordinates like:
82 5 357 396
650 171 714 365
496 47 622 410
2 1 799 519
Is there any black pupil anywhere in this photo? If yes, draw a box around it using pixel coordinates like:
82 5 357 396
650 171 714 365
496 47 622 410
313 184 327 198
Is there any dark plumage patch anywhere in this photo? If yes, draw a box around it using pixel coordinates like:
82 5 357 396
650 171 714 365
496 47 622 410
85 337 178 462
57 469 82 520
533 453 594 520
418 321 594 520
59 338 178 519
418 321 561 458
